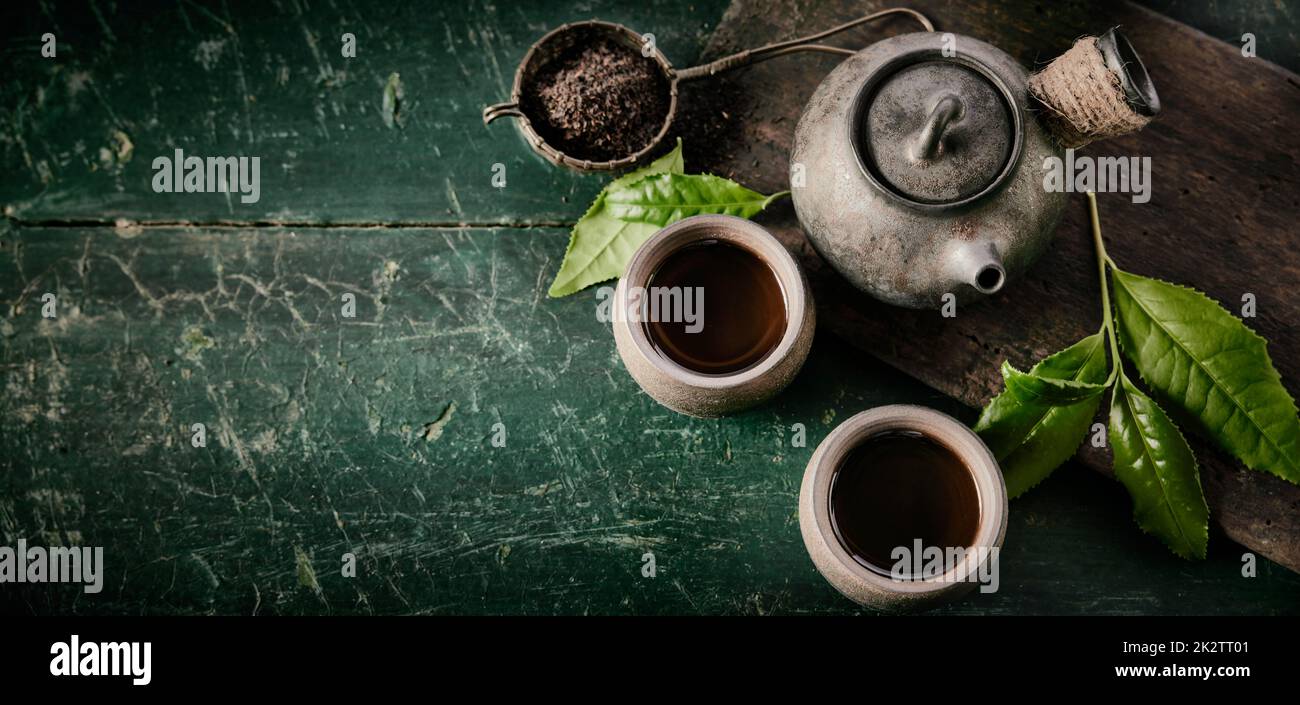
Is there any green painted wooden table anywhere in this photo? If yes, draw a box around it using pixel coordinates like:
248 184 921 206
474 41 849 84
2 0 1297 615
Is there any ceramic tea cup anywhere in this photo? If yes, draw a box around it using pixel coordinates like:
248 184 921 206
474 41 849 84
612 215 815 417
799 404 1007 611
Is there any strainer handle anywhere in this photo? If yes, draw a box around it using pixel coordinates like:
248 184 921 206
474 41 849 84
483 101 524 125
675 7 934 82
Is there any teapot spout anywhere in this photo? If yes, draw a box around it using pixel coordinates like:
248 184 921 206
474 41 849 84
947 241 1005 295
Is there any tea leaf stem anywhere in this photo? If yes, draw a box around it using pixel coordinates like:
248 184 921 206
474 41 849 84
1087 192 1124 376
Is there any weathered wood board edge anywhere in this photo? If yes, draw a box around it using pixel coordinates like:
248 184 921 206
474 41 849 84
690 0 1300 571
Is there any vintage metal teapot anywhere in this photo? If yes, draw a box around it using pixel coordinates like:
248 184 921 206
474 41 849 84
791 28 1159 308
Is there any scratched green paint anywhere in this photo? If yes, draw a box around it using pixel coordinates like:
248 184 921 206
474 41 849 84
0 0 726 224
2 224 1298 615
1 0 1298 615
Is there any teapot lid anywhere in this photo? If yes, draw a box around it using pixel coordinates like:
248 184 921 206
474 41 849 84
856 57 1020 207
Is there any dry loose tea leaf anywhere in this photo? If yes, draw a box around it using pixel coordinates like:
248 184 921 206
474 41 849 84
522 37 670 162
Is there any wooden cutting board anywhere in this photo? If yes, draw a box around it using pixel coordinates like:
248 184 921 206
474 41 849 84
677 0 1300 571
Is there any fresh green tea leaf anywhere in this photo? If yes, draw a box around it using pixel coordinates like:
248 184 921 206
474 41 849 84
1002 360 1110 405
1112 269 1300 484
975 333 1110 497
608 139 685 192
1109 374 1209 559
547 141 685 298
603 173 787 225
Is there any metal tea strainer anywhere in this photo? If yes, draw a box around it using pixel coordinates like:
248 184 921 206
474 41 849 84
482 8 934 172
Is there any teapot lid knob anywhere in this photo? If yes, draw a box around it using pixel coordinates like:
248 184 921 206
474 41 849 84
857 57 1020 208
908 94 965 162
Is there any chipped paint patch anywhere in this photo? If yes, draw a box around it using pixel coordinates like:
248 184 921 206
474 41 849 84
381 72 404 128
444 178 463 217
250 428 278 454
598 534 669 549
178 325 215 362
372 260 400 320
113 218 143 238
294 545 321 594
110 129 133 163
421 401 456 442
193 39 227 70
96 131 132 173
523 480 562 496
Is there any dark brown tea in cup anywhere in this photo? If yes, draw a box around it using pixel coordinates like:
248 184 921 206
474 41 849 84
829 431 980 578
643 240 786 375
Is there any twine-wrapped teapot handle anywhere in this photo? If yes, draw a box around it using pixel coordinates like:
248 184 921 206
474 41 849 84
1028 28 1160 148
675 7 934 82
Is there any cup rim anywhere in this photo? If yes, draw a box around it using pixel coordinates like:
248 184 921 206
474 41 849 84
614 215 807 390
509 20 680 172
804 404 1007 595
